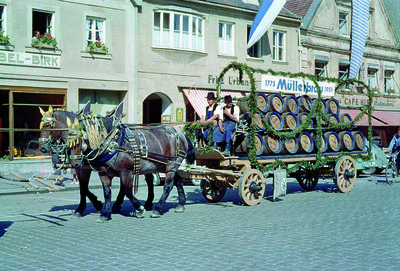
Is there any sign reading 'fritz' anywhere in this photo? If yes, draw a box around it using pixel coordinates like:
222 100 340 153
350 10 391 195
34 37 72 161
261 75 336 97
0 51 61 68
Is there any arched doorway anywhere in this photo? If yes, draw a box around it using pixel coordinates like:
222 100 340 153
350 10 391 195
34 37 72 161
142 92 172 124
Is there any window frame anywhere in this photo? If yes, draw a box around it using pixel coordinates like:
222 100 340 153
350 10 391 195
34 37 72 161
384 69 394 93
367 68 378 89
218 21 235 56
315 60 328 77
32 9 55 38
247 25 261 58
338 62 349 79
86 17 106 46
153 10 204 51
272 30 285 62
338 11 349 36
0 5 6 34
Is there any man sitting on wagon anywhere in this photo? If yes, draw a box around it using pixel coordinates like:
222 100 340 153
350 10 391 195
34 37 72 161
213 95 239 156
199 92 220 146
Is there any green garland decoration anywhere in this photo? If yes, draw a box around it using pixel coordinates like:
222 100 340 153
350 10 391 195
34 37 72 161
184 62 374 174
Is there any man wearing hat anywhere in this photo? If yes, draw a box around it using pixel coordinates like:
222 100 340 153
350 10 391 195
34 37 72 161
199 92 219 144
213 95 239 156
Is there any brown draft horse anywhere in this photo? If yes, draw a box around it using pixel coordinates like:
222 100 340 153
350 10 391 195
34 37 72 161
40 103 195 221
39 104 156 219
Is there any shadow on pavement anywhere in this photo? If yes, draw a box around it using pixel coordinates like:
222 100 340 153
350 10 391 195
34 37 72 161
0 221 13 238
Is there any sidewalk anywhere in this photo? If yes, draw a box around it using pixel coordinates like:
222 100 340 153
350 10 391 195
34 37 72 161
0 158 104 195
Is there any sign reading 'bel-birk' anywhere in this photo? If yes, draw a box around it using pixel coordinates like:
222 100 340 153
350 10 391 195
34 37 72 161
0 51 60 69
261 75 335 97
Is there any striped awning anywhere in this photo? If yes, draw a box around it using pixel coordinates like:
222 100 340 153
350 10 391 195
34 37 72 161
341 109 400 126
182 88 245 118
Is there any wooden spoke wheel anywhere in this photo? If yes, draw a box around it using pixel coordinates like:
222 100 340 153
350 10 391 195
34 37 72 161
296 169 318 191
201 179 227 202
334 156 357 193
238 169 265 206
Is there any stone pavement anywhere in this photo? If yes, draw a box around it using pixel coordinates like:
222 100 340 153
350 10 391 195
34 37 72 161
0 171 399 270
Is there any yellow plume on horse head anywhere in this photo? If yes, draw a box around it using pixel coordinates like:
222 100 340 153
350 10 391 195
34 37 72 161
39 106 54 129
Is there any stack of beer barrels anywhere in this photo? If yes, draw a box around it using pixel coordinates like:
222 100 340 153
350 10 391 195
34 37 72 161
235 93 366 156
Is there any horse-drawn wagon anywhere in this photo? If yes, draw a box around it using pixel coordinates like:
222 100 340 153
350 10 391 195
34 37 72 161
182 62 374 206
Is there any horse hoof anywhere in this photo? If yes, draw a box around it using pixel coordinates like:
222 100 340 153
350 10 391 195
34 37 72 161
135 206 146 218
95 203 103 213
97 215 111 223
150 210 161 218
174 205 185 213
72 211 83 218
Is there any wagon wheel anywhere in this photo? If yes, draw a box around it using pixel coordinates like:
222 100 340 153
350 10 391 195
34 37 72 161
296 169 318 191
238 169 265 206
334 156 357 193
201 179 227 202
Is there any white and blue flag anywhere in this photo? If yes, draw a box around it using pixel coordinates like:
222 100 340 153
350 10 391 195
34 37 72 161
349 0 370 78
247 0 287 49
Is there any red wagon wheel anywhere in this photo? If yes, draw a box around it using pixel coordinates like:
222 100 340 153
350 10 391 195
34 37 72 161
296 169 318 191
334 156 357 193
201 179 227 202
238 169 265 206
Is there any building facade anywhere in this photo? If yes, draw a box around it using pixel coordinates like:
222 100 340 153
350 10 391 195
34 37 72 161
0 0 141 159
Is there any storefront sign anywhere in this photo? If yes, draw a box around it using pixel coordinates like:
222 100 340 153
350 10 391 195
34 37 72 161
208 74 250 87
161 115 171 124
176 108 183 122
261 75 335 97
336 93 399 110
0 51 61 69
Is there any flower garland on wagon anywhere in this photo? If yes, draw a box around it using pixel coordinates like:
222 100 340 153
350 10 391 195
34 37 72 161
184 62 374 174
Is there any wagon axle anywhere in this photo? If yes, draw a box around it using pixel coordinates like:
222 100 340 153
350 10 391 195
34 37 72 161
248 181 263 194
343 169 355 180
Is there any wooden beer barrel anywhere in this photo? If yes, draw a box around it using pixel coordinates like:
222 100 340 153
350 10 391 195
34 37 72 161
265 112 283 131
351 131 366 150
236 96 250 114
282 112 299 130
263 134 282 155
241 111 267 131
235 132 264 156
325 98 340 115
311 132 328 152
283 95 300 114
282 137 299 154
256 93 270 113
324 131 340 152
298 132 314 153
297 112 314 129
339 131 355 151
339 113 353 130
267 93 285 113
312 98 327 115
298 95 313 113
321 114 340 128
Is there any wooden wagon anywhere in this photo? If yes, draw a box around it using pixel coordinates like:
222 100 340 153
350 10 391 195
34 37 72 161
178 148 368 206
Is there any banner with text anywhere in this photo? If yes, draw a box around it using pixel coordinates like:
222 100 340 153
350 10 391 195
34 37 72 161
0 51 60 69
261 75 336 97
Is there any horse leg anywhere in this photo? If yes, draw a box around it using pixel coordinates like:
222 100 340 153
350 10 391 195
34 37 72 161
121 171 145 218
144 173 155 210
174 174 186 213
98 173 113 222
150 171 175 218
81 169 103 213
112 181 125 213
73 168 92 217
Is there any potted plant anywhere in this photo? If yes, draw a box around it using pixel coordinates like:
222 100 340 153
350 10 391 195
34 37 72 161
86 39 108 54
31 33 58 49
372 87 380 96
387 88 396 95
0 31 10 45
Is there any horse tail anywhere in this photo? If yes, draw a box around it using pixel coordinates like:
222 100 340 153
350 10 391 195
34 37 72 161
184 134 195 165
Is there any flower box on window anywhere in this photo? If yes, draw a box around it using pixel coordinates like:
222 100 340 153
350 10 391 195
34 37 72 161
0 31 10 45
31 33 58 49
86 39 108 54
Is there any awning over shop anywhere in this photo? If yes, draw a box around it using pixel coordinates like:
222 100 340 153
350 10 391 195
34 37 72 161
182 88 245 118
341 109 400 126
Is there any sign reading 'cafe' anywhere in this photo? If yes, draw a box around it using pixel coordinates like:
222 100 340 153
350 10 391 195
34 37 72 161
0 51 61 68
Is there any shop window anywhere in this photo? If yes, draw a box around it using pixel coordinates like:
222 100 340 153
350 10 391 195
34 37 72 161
32 10 54 38
79 89 125 116
315 60 328 77
86 17 105 45
339 12 349 36
273 30 285 61
247 25 261 58
219 21 234 56
153 11 204 51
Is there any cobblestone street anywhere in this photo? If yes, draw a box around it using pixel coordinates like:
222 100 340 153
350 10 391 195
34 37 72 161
0 174 399 270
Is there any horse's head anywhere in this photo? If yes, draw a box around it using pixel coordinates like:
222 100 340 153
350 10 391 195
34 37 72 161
39 106 58 154
66 116 85 168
